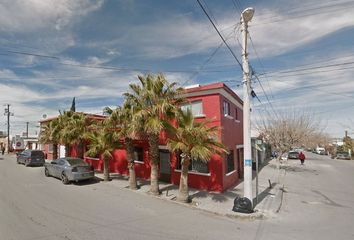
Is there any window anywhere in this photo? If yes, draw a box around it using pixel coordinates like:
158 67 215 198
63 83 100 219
223 101 231 116
85 144 100 159
58 159 66 166
225 150 235 173
181 101 204 117
176 152 209 174
48 144 53 153
235 108 239 120
133 147 144 162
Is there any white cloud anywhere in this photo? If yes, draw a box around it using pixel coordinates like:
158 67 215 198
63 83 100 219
250 5 354 57
0 0 104 32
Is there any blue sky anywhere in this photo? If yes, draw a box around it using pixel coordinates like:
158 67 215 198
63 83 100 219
0 0 353 138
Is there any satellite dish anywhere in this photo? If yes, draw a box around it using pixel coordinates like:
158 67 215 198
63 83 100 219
42 114 47 119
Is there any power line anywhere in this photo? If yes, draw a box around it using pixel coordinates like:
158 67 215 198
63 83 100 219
1 50 232 74
248 34 275 100
253 1 354 26
181 29 237 86
251 71 279 118
196 0 244 71
270 77 354 100
262 60 354 76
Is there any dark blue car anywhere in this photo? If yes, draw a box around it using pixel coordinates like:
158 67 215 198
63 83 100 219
17 150 45 166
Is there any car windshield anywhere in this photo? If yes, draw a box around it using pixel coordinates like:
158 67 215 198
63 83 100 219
338 152 349 156
66 158 87 166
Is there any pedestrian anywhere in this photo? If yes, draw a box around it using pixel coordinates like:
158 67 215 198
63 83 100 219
299 151 305 165
1 146 5 155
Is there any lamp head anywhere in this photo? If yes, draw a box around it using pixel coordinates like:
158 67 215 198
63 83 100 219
241 7 255 22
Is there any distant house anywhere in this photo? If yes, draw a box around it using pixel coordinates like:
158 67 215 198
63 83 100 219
11 134 39 152
39 114 106 159
40 82 244 192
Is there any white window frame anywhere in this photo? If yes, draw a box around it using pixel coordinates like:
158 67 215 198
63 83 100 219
181 100 205 117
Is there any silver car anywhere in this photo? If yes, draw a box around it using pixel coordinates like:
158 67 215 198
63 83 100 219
44 157 95 184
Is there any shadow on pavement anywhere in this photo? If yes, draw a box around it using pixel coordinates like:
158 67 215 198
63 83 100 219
72 177 102 186
190 189 241 203
253 182 277 206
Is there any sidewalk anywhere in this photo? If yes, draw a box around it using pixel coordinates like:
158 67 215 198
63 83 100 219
95 158 286 220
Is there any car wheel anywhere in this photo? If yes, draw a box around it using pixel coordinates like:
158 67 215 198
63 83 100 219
44 168 50 177
61 173 69 185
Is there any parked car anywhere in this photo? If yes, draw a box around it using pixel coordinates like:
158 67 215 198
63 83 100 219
288 151 300 159
44 157 94 184
336 152 351 160
319 150 327 155
17 150 45 166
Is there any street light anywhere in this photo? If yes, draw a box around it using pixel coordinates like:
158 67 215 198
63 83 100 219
241 7 255 209
241 7 255 23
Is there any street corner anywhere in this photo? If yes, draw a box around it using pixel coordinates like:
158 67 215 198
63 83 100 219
225 209 265 221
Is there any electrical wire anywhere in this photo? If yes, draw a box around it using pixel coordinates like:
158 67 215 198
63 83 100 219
181 28 238 86
196 0 244 71
0 50 231 74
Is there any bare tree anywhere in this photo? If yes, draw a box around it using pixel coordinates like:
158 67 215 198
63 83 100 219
256 110 325 161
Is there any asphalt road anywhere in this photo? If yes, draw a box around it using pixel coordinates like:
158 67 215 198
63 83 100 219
1 153 354 240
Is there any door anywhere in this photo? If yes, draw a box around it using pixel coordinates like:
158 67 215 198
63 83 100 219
159 150 171 183
59 145 66 158
237 148 244 179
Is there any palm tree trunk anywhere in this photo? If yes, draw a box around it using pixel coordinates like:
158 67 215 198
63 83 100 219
149 134 160 195
103 156 110 182
177 155 190 202
126 138 137 190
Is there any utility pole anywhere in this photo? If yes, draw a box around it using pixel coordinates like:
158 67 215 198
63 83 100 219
4 104 13 154
241 7 255 207
26 122 29 138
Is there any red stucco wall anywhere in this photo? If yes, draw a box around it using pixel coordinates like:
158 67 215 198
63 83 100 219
40 83 243 192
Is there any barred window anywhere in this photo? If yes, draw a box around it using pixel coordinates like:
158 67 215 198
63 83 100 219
176 152 209 174
223 101 231 116
226 150 235 173
133 147 144 162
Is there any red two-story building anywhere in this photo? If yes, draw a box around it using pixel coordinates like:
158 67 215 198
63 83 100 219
40 82 244 192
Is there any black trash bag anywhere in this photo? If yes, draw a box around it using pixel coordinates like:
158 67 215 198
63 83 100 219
232 197 253 213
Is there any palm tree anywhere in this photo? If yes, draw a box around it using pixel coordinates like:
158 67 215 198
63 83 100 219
85 121 120 182
61 112 91 158
39 118 60 159
124 74 184 195
108 103 142 190
165 109 228 202
57 111 74 157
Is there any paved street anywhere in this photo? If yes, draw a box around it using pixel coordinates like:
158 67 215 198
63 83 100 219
1 153 354 240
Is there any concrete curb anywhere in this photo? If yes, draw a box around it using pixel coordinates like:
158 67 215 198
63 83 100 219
100 178 267 221
94 163 286 221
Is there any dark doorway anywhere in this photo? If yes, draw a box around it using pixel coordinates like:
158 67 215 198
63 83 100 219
237 148 244 179
159 149 171 183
